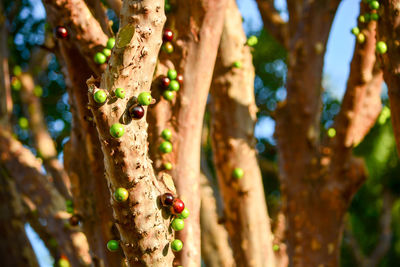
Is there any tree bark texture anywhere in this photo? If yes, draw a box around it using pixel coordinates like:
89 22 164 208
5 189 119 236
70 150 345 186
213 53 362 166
209 0 275 266
88 0 177 265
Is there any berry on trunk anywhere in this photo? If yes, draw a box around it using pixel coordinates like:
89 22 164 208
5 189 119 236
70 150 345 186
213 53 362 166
103 48 112 58
161 77 171 88
178 208 189 219
169 80 180 91
130 105 145 119
162 42 174 54
137 92 152 106
246 35 258 47
171 239 183 252
351 27 360 35
176 74 184 84
161 192 174 206
357 33 366 44
171 198 185 214
369 1 379 10
55 26 68 39
115 88 125 99
107 240 119 252
114 187 129 202
161 129 172 141
159 141 173 153
233 61 242 68
167 69 178 80
94 90 107 104
110 123 125 138
107 37 115 49
164 162 173 170
376 41 387 54
171 218 185 231
69 215 80 226
163 90 175 101
232 167 244 179
94 52 107 64
163 29 174 42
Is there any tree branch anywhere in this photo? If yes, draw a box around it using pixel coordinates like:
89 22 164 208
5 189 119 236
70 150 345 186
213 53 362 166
106 0 122 17
84 0 113 36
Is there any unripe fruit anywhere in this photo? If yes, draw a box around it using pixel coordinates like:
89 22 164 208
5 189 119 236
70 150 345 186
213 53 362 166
163 90 175 101
107 240 119 252
159 141 173 153
246 35 258 47
161 129 172 141
137 92 152 106
13 65 22 76
55 26 68 39
161 77 171 88
171 239 183 252
162 42 174 54
171 198 185 214
115 88 125 99
232 167 244 179
11 77 21 91
114 187 129 202
358 15 366 23
107 37 115 49
171 218 185 231
357 33 366 44
161 192 174 206
58 258 70 267
369 1 379 10
94 90 107 103
110 123 125 138
164 162 173 170
167 69 178 80
163 29 174 42
103 48 112 58
176 74 184 84
94 52 107 64
371 13 379 21
178 208 189 219
169 80 180 91
351 27 360 35
34 85 43 97
233 61 242 68
376 41 387 54
130 105 145 119
19 117 29 129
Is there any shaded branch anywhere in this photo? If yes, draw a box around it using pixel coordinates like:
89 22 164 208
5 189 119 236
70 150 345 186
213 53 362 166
106 0 122 17
84 0 113 36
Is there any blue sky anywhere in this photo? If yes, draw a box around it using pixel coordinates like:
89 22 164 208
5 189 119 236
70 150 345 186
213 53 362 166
28 1 361 266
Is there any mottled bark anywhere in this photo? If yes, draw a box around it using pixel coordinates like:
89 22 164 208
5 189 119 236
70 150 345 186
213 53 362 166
376 0 400 155
0 131 91 266
0 11 12 129
209 0 275 266
88 0 176 265
200 174 234 267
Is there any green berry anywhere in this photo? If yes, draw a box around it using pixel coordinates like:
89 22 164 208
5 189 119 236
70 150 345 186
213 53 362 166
94 52 107 64
162 42 174 54
107 240 119 252
19 117 29 129
167 69 178 80
115 88 125 99
161 129 172 140
34 85 43 97
58 258 70 267
327 128 336 138
11 78 21 91
171 239 183 252
371 13 379 21
369 1 379 10
364 13 371 22
233 61 242 68
169 80 180 91
351 27 360 35
171 218 185 231
94 90 107 103
103 48 112 58
164 162 173 170
357 33 366 44
137 92 152 105
114 187 129 202
110 123 125 138
13 65 22 76
376 41 387 54
178 208 189 219
232 167 244 179
163 90 175 101
358 15 366 23
273 244 280 251
107 37 116 49
246 35 258 47
159 141 173 153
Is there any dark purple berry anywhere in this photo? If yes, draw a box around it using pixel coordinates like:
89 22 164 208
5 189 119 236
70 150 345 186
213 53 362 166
69 215 80 226
161 77 171 89
130 106 145 119
161 192 174 206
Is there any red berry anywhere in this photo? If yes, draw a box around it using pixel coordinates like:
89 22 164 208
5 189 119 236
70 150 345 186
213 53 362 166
171 199 185 214
161 77 171 89
176 74 184 85
163 29 174 42
55 26 68 39
161 193 174 206
130 105 145 119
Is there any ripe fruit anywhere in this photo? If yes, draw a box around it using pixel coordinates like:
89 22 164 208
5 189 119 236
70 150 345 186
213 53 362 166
376 41 387 54
246 35 258 47
171 218 185 231
167 69 178 80
176 74 184 84
162 42 174 54
163 29 174 42
171 239 183 252
69 215 80 226
357 33 366 44
351 27 360 35
115 88 125 99
161 192 174 206
164 162 173 170
55 26 68 39
233 61 242 68
107 37 116 49
159 141 173 153
163 90 175 101
110 123 125 138
171 198 185 214
137 92 152 106
130 105 145 119
103 48 112 58
107 240 119 252
178 208 189 219
169 80 180 91
94 52 107 64
114 187 129 202
161 129 172 141
369 1 379 10
161 76 171 88
232 167 244 179
94 90 107 103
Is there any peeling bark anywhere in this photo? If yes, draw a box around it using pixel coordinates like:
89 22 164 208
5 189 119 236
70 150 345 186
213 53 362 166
88 1 176 265
209 1 275 266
